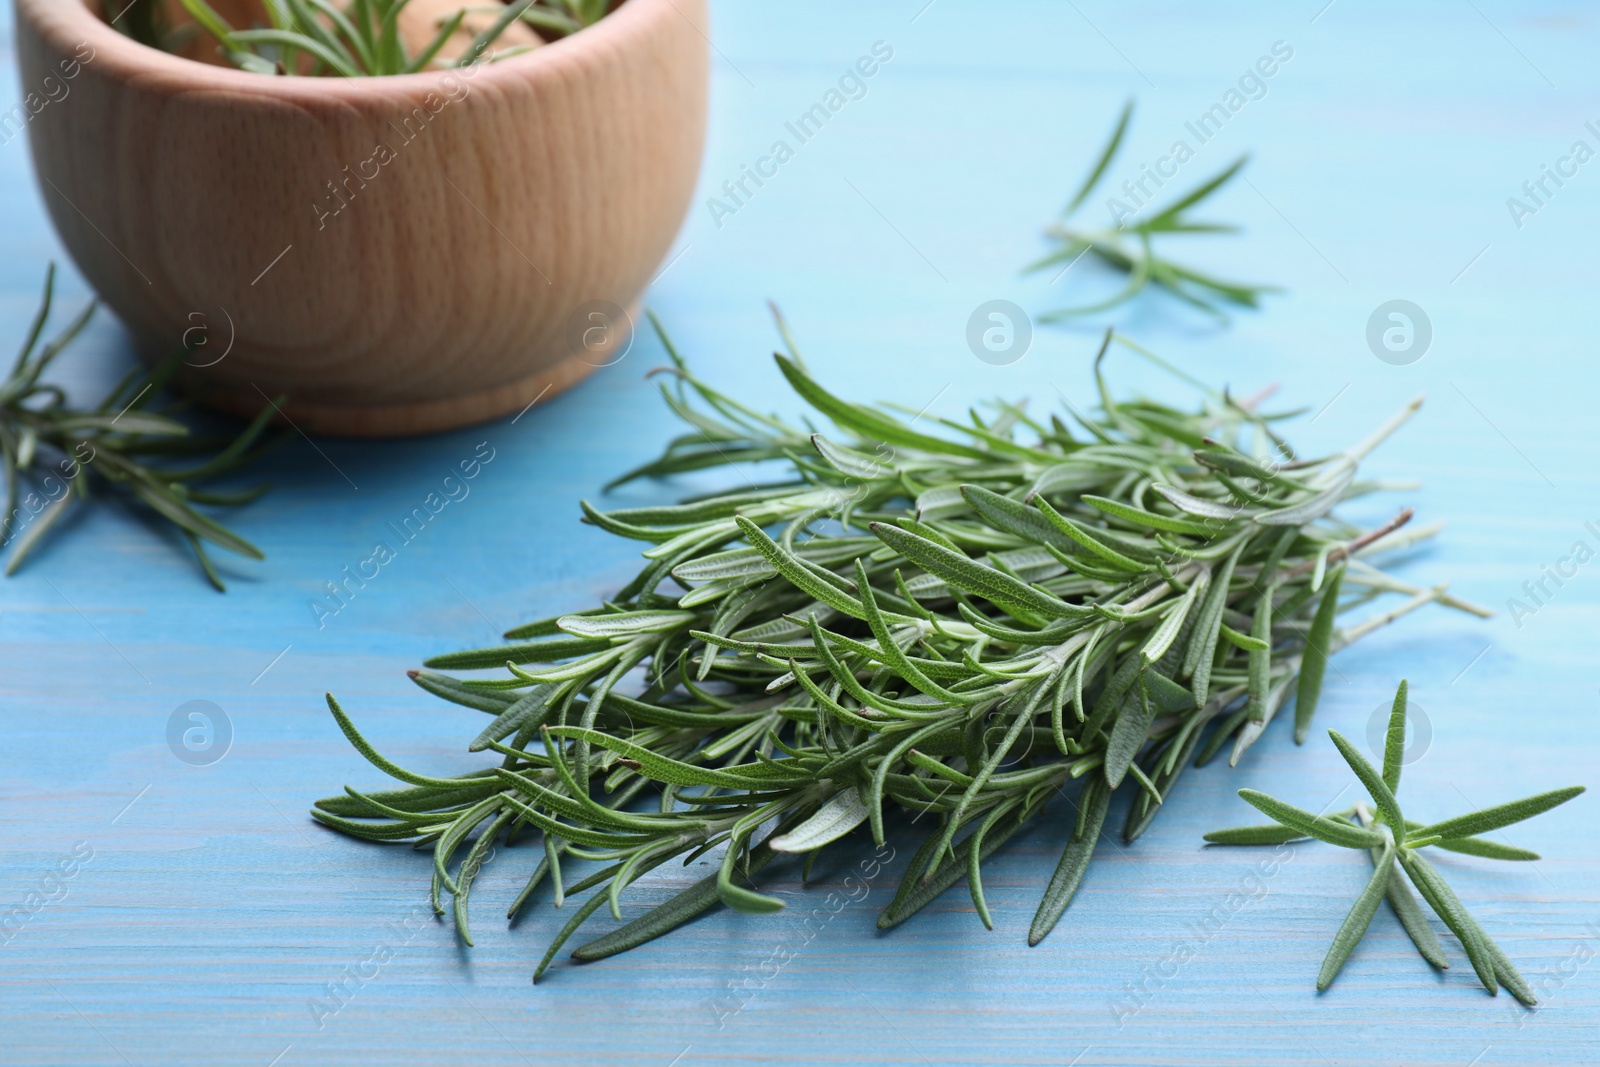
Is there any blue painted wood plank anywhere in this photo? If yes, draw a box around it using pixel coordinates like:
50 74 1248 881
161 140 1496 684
2 2 1598 1065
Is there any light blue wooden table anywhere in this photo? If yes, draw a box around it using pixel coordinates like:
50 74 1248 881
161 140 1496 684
2 2 1596 1064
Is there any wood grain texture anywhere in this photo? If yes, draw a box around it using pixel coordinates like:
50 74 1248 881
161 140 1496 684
13 0 705 435
1 1 1599 1065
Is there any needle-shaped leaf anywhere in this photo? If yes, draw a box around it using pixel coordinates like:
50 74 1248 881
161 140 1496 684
769 789 870 853
869 521 1088 621
1203 823 1308 845
1328 730 1405 842
1398 849 1498 995
1293 566 1344 744
1317 838 1393 990
1237 789 1385 850
1029 778 1107 945
1377 679 1407 793
1410 786 1585 843
1062 99 1132 216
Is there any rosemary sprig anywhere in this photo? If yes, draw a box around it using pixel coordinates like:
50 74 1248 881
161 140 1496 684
162 0 606 75
314 309 1486 981
1027 101 1275 321
1206 679 1584 1002
0 267 278 589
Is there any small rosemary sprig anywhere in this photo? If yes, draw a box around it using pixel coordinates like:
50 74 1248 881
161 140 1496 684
1027 101 1274 321
1206 679 1584 1002
314 309 1486 982
161 0 606 75
0 267 279 589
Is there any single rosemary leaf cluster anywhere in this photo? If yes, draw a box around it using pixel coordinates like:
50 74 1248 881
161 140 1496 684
1208 679 1583 1003
314 314 1485 982
1027 101 1275 320
142 0 608 75
0 267 278 589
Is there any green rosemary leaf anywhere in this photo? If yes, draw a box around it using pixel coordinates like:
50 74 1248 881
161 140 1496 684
126 478 264 559
451 808 514 945
559 611 696 639
1219 623 1268 652
407 670 517 714
1237 789 1384 850
1062 99 1132 216
325 693 474 788
573 839 785 961
544 726 811 789
534 879 623 983
1376 679 1409 793
959 483 1075 552
1141 571 1205 664
406 8 465 71
870 521 1087 621
927 683 1048 875
1202 823 1307 845
1153 483 1252 521
1082 494 1218 536
878 804 1027 931
1244 594 1271 723
774 355 989 461
1410 786 1585 843
1317 838 1393 990
1481 931 1538 1007
1185 542 1243 707
1328 731 1405 841
1254 463 1356 527
1398 849 1498 995
3 484 73 576
1029 778 1107 945
1293 566 1344 743
1429 836 1539 862
1034 497 1148 572
967 801 1015 930
422 637 611 671
1105 673 1156 789
769 789 870 852
1355 808 1449 971
457 0 535 68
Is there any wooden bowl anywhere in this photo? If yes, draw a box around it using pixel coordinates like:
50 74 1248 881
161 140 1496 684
13 0 708 436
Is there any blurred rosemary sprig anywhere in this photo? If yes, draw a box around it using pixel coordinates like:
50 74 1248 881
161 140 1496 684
0 267 278 590
1028 101 1275 321
1207 679 1584 1002
314 312 1486 982
151 0 607 75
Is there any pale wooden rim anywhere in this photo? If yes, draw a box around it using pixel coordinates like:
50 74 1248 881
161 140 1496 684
19 0 673 101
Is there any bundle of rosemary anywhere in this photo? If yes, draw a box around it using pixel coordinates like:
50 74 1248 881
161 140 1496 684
315 320 1485 981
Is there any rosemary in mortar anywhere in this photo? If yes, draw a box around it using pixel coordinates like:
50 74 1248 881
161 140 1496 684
1208 679 1584 1002
1027 101 1275 320
0 267 278 589
314 315 1488 981
161 0 605 75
